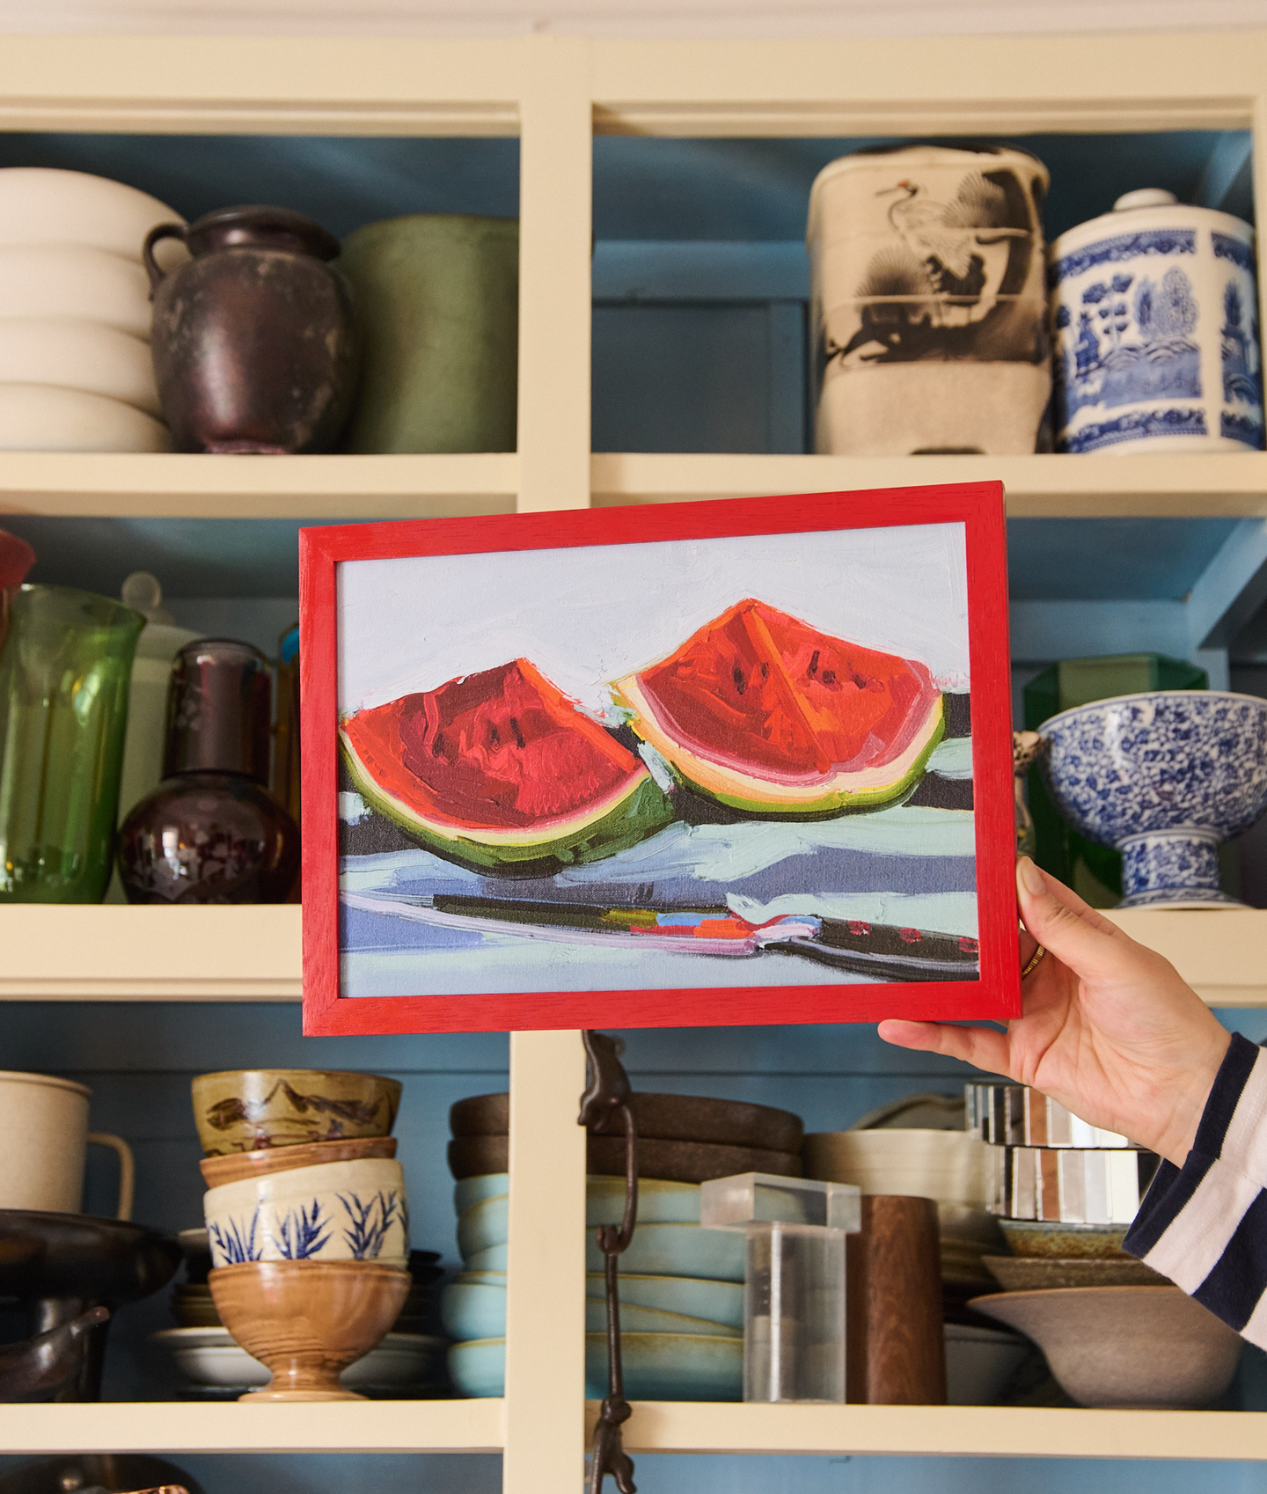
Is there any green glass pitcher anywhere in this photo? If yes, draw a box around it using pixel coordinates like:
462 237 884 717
0 585 145 902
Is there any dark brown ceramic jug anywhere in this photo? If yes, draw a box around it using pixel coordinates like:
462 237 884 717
144 206 358 454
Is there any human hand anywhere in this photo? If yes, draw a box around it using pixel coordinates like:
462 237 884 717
877 856 1231 1167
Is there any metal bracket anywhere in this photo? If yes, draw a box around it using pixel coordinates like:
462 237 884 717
579 1031 638 1494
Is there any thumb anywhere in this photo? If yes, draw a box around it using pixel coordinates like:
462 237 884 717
1015 856 1132 982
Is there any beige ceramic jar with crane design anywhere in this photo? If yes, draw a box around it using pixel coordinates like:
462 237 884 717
808 143 1051 456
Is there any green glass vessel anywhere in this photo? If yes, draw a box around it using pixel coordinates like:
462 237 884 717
0 585 144 902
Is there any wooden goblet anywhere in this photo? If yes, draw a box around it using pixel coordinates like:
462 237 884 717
208 1259 410 1401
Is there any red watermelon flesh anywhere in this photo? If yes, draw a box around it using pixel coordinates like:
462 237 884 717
612 599 945 814
340 658 673 869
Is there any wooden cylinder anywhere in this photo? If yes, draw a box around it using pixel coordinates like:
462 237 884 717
846 1194 947 1404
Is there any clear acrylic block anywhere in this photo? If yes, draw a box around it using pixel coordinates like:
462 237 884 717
700 1172 861 1404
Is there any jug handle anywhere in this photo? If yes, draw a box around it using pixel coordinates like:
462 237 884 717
143 223 187 295
87 1132 135 1221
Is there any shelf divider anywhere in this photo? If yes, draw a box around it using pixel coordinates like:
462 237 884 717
504 1029 589 1491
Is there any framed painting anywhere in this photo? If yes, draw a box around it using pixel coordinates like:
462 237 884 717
301 482 1018 1035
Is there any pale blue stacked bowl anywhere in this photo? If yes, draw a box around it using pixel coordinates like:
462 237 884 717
443 1173 746 1399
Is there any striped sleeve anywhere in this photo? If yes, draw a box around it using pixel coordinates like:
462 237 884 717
1125 1032 1267 1345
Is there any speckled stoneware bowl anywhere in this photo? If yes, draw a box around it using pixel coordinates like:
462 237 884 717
191 1070 402 1155
1038 690 1267 907
998 1220 1128 1259
969 1286 1241 1408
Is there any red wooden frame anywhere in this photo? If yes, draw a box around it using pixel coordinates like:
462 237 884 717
300 482 1018 1035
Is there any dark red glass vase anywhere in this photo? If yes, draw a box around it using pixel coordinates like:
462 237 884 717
117 639 299 904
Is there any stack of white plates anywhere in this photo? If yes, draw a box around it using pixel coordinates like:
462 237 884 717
0 168 184 450
442 1173 745 1400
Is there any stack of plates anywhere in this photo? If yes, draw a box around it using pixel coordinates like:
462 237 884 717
0 167 182 450
443 1173 745 1400
449 1091 804 1184
151 1328 449 1398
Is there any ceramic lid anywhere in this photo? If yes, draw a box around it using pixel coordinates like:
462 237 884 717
807 142 1049 243
1050 188 1254 260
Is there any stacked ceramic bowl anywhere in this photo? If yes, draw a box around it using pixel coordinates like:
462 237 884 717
443 1171 746 1400
156 1229 447 1397
443 1091 804 1400
176 1068 422 1401
0 167 183 451
963 1083 1239 1409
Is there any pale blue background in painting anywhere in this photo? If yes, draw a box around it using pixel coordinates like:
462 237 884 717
336 520 971 714
336 520 976 997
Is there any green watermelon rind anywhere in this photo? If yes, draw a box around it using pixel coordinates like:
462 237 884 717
340 730 676 872
613 681 946 818
682 707 946 817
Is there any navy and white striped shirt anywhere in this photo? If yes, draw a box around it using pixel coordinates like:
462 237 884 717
1126 1032 1267 1344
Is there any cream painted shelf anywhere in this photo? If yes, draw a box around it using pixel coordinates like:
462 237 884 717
0 906 301 1000
0 1400 504 1454
611 1402 1267 1460
0 904 1263 1005
4 451 1267 520
0 452 517 519
591 453 1267 518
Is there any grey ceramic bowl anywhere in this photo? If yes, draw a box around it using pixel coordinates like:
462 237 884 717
969 1286 1241 1408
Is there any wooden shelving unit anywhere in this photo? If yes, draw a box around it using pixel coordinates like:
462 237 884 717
1 904 1263 1005
0 1400 505 1455
4 24 1267 1494
613 1403 1267 1460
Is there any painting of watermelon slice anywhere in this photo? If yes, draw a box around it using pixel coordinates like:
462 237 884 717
340 658 674 873
611 598 945 816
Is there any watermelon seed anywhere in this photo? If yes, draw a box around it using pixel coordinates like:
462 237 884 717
509 716 527 750
732 665 746 696
488 723 501 748
760 662 770 679
821 669 837 685
431 732 445 757
807 649 820 676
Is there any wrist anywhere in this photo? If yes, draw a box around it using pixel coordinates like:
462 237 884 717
1151 1026 1231 1167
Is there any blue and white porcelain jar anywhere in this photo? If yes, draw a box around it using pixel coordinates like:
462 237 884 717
1049 189 1263 454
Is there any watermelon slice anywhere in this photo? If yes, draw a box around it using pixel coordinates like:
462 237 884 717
612 599 945 815
340 658 673 872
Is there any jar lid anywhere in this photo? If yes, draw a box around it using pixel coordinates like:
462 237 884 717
165 638 272 782
1114 188 1179 211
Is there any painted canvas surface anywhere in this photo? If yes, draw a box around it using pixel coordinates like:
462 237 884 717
335 520 978 1001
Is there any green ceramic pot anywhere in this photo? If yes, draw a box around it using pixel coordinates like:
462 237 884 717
337 213 518 454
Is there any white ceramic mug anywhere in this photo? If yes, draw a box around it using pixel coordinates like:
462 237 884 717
0 1070 135 1219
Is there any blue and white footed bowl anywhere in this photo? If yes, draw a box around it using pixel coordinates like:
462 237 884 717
1049 189 1264 455
1038 691 1267 908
